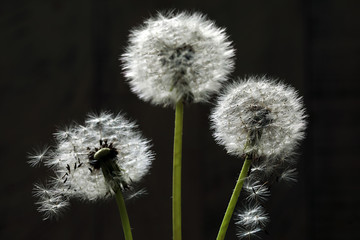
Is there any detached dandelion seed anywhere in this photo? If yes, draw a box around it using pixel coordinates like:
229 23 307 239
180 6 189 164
243 180 270 203
236 227 262 240
278 168 298 183
122 11 235 107
235 204 269 239
27 146 50 167
125 188 148 201
236 204 269 228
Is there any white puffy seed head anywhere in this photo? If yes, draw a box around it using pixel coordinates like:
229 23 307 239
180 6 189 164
210 76 307 159
121 11 235 107
29 112 154 219
124 188 148 201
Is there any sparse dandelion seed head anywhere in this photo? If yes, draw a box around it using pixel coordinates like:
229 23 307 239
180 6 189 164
210 76 307 159
121 11 235 107
29 111 154 219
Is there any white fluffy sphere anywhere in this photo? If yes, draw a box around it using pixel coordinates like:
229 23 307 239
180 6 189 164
210 76 307 159
122 11 235 107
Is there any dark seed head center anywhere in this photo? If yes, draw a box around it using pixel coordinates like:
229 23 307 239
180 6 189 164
88 139 118 170
94 148 111 161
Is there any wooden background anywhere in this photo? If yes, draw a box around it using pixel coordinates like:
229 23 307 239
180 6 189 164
1 0 359 239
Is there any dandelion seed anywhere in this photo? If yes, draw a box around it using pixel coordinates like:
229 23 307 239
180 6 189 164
28 146 50 167
32 182 55 199
29 112 154 219
122 11 235 107
236 204 269 228
243 180 270 203
125 188 148 201
36 193 70 220
236 226 262 239
210 76 307 160
249 164 265 174
278 168 298 183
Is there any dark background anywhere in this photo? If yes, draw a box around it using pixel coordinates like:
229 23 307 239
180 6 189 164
1 0 359 239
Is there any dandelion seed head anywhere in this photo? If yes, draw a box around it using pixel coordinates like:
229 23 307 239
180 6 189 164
210 76 307 159
122 11 235 107
30 112 154 219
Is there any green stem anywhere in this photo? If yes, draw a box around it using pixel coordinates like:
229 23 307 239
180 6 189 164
115 189 133 240
98 152 133 240
173 101 184 240
216 157 252 240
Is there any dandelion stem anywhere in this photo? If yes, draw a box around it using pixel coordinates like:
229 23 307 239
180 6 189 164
115 189 133 240
101 159 133 240
173 101 184 240
216 156 252 240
